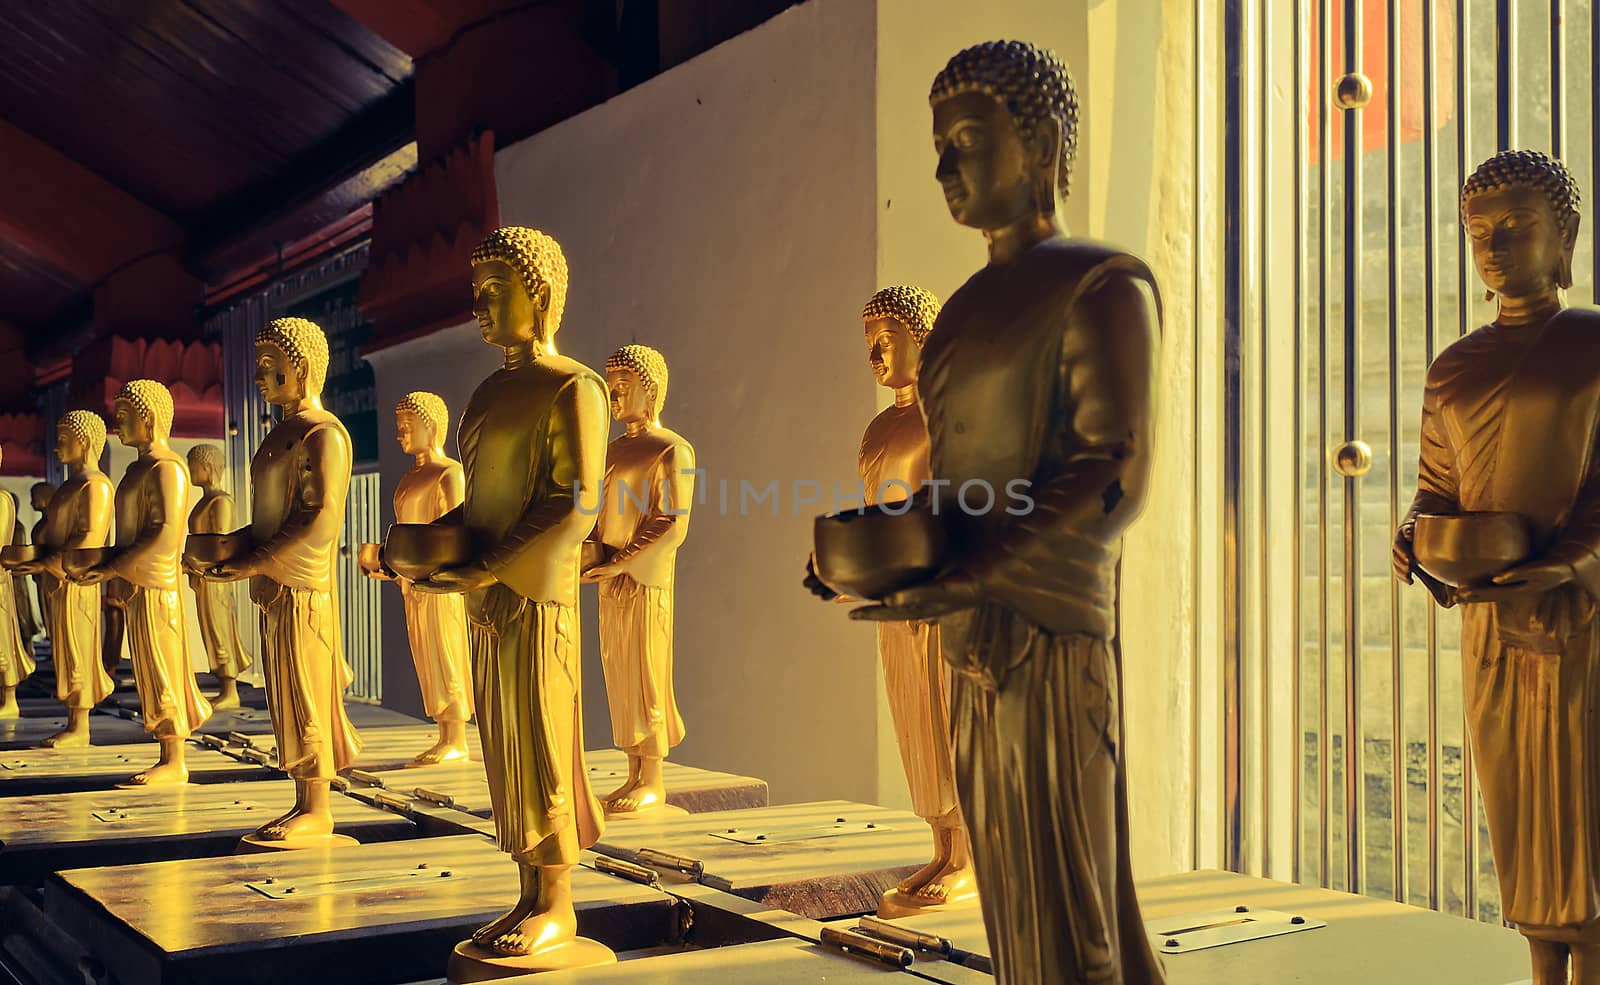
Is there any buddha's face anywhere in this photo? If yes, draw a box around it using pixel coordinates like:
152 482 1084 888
865 317 920 389
112 398 152 449
56 424 88 467
607 368 652 425
473 260 549 349
188 456 212 487
254 342 304 407
30 484 52 511
395 408 433 455
933 90 1038 231
1464 184 1575 298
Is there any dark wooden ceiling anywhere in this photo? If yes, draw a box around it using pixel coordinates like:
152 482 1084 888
0 0 805 366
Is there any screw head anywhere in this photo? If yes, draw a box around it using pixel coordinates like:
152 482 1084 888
1291 916 1306 925
755 834 767 841
1235 905 1249 913
440 870 453 877
1165 938 1180 948
417 863 428 870
284 886 296 895
836 817 847 823
866 823 877 829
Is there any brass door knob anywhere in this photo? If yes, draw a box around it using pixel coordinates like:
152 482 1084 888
1333 440 1374 477
1334 72 1373 110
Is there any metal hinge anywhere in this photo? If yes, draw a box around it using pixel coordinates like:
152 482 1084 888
709 819 893 846
1149 905 1325 954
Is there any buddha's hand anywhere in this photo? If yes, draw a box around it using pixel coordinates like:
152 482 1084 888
1457 558 1577 604
416 561 495 594
72 561 119 585
803 555 838 602
864 570 981 620
206 554 262 583
9 559 42 578
1392 524 1417 584
581 562 622 583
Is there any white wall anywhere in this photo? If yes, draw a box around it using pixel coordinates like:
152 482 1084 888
369 0 884 805
874 0 1197 877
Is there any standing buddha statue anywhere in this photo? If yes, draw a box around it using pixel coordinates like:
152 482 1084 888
371 391 473 766
1395 149 1600 985
185 444 253 709
854 41 1167 984
581 343 693 816
411 225 614 977
0 448 35 718
18 412 115 747
76 380 213 784
204 316 362 847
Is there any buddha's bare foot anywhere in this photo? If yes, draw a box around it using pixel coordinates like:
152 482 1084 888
0 698 18 720
912 859 977 904
41 726 89 748
490 902 577 956
126 761 188 786
211 688 241 711
257 808 333 841
602 777 640 806
606 779 666 814
895 856 946 897
473 899 538 946
411 739 469 766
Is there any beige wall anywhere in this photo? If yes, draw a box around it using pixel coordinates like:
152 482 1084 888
369 0 884 805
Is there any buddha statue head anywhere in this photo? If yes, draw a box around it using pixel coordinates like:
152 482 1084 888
254 317 331 407
605 344 668 428
112 379 174 450
187 444 225 490
395 391 449 456
57 410 107 470
1461 149 1582 300
470 226 570 355
929 40 1078 232
862 285 941 390
30 481 53 513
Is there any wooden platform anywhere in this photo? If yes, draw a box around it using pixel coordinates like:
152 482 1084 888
348 751 768 819
500 937 973 985
42 837 690 985
869 869 1531 985
0 708 156 750
0 740 272 797
0 778 420 885
592 800 929 919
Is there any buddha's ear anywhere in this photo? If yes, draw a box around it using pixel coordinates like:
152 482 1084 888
1557 213 1582 290
1030 115 1063 219
532 280 552 313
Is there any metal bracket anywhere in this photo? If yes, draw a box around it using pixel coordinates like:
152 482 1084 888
347 769 385 788
411 787 454 808
246 863 456 900
93 800 261 823
1148 905 1325 954
708 819 894 845
636 848 704 879
592 854 660 888
239 748 272 766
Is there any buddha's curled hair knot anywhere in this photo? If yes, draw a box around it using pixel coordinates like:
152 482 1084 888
471 227 569 332
862 285 942 346
116 379 174 439
255 317 331 396
930 40 1078 197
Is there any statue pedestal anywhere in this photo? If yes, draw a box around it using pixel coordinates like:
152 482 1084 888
0 779 415 886
604 802 690 821
592 800 930 920
0 738 269 796
236 831 360 853
446 938 616 982
875 886 979 920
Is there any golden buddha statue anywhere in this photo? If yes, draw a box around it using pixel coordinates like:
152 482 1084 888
1395 150 1600 985
185 444 252 709
204 316 362 846
15 413 115 747
75 381 213 784
409 226 614 976
365 391 473 766
28 482 53 633
845 285 977 916
0 451 36 719
580 344 692 816
835 41 1166 984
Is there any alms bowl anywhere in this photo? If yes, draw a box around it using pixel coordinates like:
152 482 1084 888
813 503 948 601
184 531 252 569
383 522 471 582
0 544 38 570
1413 512 1532 588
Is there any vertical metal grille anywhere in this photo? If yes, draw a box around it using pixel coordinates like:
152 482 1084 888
1219 0 1599 922
341 470 383 703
